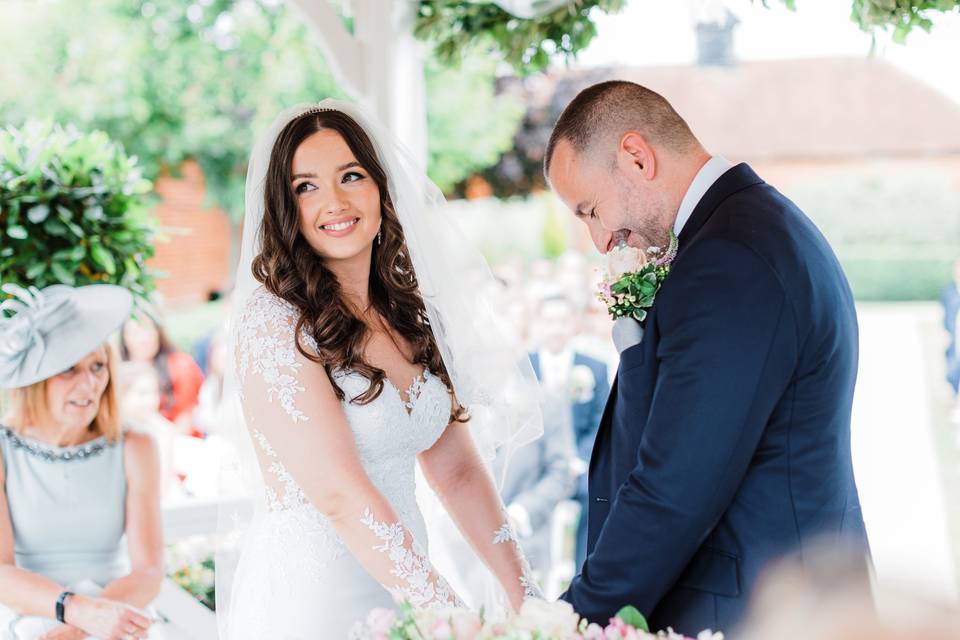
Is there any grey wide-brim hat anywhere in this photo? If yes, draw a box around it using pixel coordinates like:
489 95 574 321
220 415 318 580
0 283 133 389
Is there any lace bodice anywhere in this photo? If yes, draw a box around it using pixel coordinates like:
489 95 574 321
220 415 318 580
235 289 453 584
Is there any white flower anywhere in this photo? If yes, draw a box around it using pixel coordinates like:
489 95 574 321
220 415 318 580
364 608 397 635
606 243 648 279
512 599 580 636
569 365 596 403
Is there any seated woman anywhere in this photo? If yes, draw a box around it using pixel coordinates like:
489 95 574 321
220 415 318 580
120 312 204 439
0 283 162 640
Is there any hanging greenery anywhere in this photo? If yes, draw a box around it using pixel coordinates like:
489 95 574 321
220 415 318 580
849 0 959 42
761 0 959 42
415 0 627 74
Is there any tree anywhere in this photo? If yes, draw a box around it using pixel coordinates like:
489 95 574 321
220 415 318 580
0 0 523 213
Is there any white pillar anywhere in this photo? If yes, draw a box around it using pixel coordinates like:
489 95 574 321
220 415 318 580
285 0 428 171
354 0 428 170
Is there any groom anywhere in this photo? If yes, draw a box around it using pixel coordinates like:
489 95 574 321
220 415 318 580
546 81 869 635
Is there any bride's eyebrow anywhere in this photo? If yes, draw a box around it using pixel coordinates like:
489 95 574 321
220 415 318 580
291 161 362 181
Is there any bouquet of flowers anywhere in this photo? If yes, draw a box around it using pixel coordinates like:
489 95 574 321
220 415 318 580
597 233 678 322
351 599 723 640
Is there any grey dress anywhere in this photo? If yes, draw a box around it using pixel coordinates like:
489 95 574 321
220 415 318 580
0 425 128 590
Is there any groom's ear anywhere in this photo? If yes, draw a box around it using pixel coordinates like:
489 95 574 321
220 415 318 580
618 131 656 180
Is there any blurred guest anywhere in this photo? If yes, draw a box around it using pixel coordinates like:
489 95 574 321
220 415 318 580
117 361 177 499
190 290 231 376
121 312 204 438
0 283 162 640
496 387 577 580
529 294 610 571
192 326 227 437
941 259 960 396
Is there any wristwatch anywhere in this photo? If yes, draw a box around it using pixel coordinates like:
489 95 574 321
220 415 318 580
55 591 75 623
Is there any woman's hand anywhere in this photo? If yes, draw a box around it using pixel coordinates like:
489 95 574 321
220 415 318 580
64 594 154 640
37 624 87 640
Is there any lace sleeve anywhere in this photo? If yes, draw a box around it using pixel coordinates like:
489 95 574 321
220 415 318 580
235 289 464 610
418 412 544 612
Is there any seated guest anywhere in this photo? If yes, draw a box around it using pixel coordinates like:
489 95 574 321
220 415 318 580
191 326 227 438
497 387 577 581
528 293 610 571
0 283 162 640
121 311 204 439
117 361 178 500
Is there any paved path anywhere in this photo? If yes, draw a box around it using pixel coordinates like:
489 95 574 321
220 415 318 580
852 304 958 605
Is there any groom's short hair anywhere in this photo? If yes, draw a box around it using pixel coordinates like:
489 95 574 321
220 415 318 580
544 80 699 178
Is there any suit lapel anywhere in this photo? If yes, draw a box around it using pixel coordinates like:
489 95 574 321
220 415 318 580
676 163 765 258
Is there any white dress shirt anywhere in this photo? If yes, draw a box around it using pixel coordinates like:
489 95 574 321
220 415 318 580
673 156 734 237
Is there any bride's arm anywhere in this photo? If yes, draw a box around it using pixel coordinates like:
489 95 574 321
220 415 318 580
418 413 543 613
236 293 464 610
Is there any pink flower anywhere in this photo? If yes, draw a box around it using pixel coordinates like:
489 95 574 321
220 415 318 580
450 610 482 639
365 608 397 635
430 619 452 638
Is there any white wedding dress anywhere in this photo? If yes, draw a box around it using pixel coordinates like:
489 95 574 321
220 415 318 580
223 288 488 639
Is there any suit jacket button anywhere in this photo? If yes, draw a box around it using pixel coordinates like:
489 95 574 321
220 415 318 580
596 497 609 503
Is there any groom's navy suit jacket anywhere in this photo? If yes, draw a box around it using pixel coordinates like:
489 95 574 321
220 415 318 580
560 164 868 635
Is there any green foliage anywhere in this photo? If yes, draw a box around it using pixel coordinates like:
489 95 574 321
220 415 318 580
0 0 344 220
615 606 649 633
425 56 526 192
168 549 215 610
763 0 960 42
416 0 627 74
787 167 960 301
850 0 959 42
838 257 952 301
540 201 569 259
0 0 528 214
0 121 157 298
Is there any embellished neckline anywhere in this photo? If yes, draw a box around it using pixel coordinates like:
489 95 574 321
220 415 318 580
388 368 431 415
0 426 114 463
335 368 437 416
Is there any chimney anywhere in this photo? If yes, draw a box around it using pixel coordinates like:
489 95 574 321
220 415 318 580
696 9 739 67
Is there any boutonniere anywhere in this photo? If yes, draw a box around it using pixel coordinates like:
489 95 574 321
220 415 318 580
597 232 678 322
568 364 596 403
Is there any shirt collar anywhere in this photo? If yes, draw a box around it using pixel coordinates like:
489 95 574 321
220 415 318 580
673 155 734 237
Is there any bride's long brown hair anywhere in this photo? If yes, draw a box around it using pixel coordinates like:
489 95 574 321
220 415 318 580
252 109 466 422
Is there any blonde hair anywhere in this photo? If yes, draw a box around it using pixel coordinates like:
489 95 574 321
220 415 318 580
3 343 122 443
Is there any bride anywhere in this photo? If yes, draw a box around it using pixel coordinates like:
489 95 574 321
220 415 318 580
216 101 545 639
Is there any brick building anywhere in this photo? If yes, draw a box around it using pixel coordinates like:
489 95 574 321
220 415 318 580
148 160 236 306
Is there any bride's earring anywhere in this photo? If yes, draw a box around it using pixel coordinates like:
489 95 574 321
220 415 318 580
376 227 382 246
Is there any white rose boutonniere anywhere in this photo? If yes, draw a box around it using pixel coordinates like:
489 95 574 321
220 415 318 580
597 232 679 322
